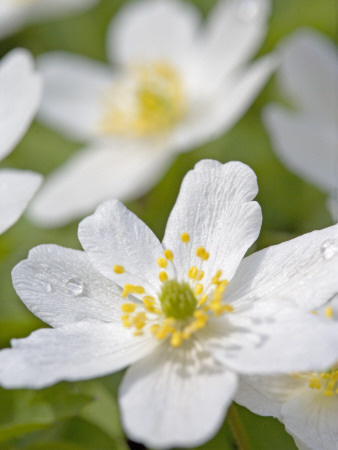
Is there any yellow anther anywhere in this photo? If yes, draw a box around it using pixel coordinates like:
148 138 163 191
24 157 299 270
157 257 168 268
113 265 125 274
159 271 168 282
193 310 208 320
181 232 190 243
150 324 160 335
196 247 209 260
198 295 208 306
196 270 204 281
156 319 175 339
122 284 145 298
164 249 174 261
121 314 132 327
143 295 155 303
211 270 222 284
121 303 137 313
188 266 198 279
132 312 147 330
194 283 204 296
134 330 144 336
222 304 234 313
170 331 183 347
325 306 333 319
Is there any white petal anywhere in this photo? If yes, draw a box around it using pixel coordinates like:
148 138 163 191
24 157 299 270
213 300 338 374
264 106 337 192
163 160 261 284
0 49 41 160
0 169 42 234
107 0 201 71
78 199 166 296
28 143 173 227
197 0 270 89
0 0 99 40
282 390 338 450
38 52 113 141
235 374 305 419
226 223 338 310
12 244 124 328
0 321 156 389
119 343 237 448
279 29 337 122
170 55 276 152
235 376 283 419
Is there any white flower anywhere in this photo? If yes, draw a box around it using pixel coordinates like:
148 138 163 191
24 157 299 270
0 0 99 40
264 29 338 221
0 48 42 234
29 0 276 227
236 307 338 450
1 160 338 448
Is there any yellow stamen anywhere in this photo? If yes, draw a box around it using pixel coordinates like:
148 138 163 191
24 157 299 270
188 266 198 279
181 232 190 243
196 270 204 281
157 257 168 268
122 284 145 298
121 303 137 313
164 249 174 261
170 331 183 347
159 271 168 282
194 283 204 296
113 265 125 274
325 306 333 319
196 247 209 260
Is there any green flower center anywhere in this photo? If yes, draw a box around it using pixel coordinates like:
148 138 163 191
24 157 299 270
159 280 197 320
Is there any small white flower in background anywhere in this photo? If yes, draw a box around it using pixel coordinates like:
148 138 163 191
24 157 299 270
0 48 42 234
264 29 338 222
0 0 99 40
236 300 338 450
29 0 276 227
1 160 338 448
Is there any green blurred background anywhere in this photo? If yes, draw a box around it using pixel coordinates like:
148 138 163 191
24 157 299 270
0 0 336 448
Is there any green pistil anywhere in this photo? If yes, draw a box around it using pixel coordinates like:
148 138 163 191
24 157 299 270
159 280 197 320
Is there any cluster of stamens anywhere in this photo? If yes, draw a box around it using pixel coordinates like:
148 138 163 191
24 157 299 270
115 232 233 347
305 368 338 397
99 62 186 137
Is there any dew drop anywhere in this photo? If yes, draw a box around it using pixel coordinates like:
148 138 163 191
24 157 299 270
66 278 84 296
236 0 259 21
41 281 52 293
320 239 338 260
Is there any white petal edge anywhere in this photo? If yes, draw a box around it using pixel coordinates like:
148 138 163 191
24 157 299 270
0 48 42 160
119 342 238 448
264 106 338 192
78 199 167 296
28 143 173 227
37 52 113 141
0 321 157 389
163 160 262 285
12 244 125 328
226 223 338 310
279 28 337 122
0 169 42 234
107 0 201 71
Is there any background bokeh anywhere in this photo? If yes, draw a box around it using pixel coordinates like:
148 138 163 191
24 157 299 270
0 0 336 448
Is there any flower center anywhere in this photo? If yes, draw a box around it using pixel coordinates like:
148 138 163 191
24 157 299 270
116 232 234 347
159 280 197 320
98 62 186 137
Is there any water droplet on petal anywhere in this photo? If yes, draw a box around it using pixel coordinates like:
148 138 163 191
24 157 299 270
66 278 84 296
236 0 259 21
41 281 52 293
320 239 338 260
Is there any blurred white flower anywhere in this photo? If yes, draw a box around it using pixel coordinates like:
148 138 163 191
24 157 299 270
2 160 338 448
30 0 276 227
236 303 338 450
264 29 338 222
0 49 42 234
0 0 99 40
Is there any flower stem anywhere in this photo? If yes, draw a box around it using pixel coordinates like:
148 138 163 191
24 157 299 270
227 403 251 450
